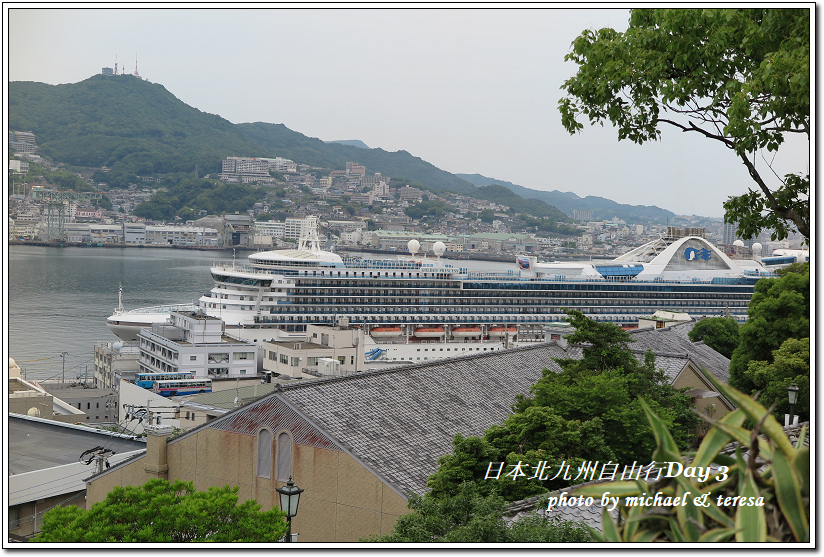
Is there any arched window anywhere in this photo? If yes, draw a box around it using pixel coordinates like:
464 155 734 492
257 429 272 478
276 432 292 481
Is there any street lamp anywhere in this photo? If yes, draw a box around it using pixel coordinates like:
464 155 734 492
787 382 800 425
276 476 303 543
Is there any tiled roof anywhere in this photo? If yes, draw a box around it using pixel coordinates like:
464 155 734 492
280 344 570 497
629 321 731 382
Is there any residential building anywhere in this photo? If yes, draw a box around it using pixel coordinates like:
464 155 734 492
94 341 141 390
254 220 286 239
137 311 258 381
9 159 29 173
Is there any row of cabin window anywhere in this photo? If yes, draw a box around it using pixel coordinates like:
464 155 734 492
257 429 292 481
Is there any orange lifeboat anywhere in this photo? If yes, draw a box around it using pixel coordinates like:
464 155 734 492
488 325 516 337
370 327 402 338
414 326 445 338
451 326 482 338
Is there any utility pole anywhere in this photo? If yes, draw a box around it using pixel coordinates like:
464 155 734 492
60 352 69 387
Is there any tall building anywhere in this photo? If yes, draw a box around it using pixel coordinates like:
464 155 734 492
573 209 593 222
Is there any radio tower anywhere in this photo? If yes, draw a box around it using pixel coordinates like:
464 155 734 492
114 54 118 75
134 54 140 78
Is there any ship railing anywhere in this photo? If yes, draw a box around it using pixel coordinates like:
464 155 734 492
118 303 196 315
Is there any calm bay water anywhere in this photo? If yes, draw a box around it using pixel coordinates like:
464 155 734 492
6 246 515 381
7 246 220 381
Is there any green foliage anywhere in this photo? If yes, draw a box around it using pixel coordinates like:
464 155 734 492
133 178 265 221
743 337 809 422
10 76 579 222
516 214 581 237
404 199 455 220
688 317 740 359
560 8 810 241
729 263 809 393
575 377 809 543
31 479 288 543
472 184 574 222
362 482 592 543
426 311 697 503
478 209 495 223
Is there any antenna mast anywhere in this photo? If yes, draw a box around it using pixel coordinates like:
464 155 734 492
114 54 118 75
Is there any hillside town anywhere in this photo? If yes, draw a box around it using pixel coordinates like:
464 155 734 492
8 131 804 259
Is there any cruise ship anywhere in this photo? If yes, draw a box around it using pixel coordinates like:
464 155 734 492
108 218 782 361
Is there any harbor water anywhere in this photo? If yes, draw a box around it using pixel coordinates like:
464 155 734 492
6 245 516 381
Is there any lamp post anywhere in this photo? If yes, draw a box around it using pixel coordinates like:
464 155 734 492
276 476 303 543
787 382 800 426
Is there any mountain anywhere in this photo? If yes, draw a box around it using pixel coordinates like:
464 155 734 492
456 174 675 223
325 139 370 149
9 75 477 195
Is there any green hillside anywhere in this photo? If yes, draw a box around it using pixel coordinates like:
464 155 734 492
456 173 675 223
9 76 476 194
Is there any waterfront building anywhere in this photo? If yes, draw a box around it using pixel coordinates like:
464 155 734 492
123 222 146 244
145 224 219 246
262 323 366 379
137 311 258 380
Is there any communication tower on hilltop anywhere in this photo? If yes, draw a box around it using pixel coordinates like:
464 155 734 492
134 54 141 79
114 54 118 75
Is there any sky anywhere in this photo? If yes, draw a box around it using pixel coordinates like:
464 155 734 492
5 6 810 218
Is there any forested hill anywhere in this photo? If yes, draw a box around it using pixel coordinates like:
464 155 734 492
8 75 476 194
457 174 676 223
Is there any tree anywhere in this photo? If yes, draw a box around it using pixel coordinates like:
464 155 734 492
362 482 592 543
728 262 809 393
559 8 810 242
575 378 809 543
425 311 697 503
688 317 740 358
744 337 809 422
31 479 288 543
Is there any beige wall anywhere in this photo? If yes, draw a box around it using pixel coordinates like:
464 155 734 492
86 426 410 542
672 364 735 417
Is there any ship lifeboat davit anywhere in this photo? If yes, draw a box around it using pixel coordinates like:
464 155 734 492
451 326 482 338
488 326 517 338
415 326 445 338
370 327 403 338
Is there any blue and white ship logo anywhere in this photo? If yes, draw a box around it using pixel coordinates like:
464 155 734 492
684 247 712 261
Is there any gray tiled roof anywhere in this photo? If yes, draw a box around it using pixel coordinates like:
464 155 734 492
281 344 570 497
276 333 729 498
629 322 731 382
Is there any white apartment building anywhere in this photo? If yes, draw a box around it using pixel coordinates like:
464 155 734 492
285 217 314 239
219 156 298 183
137 311 259 380
254 220 286 238
327 220 368 233
9 159 29 173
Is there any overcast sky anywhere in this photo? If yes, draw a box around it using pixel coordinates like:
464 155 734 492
6 7 809 218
